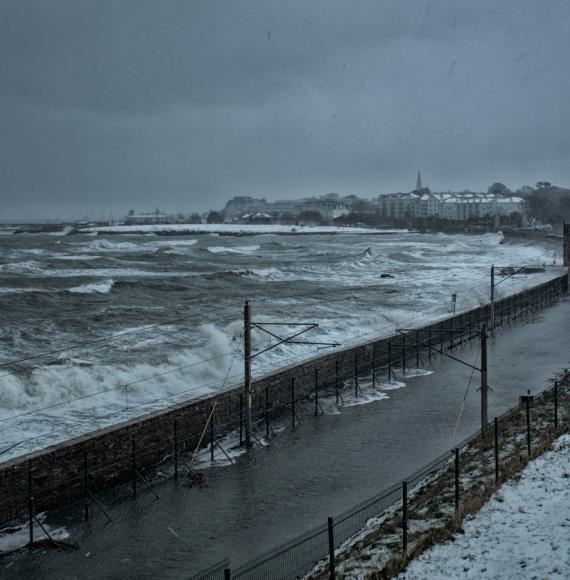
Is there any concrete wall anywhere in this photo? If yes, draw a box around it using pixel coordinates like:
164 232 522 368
0 273 567 525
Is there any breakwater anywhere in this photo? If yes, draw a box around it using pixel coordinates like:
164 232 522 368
0 273 567 526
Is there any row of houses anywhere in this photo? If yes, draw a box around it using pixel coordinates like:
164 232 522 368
378 191 525 221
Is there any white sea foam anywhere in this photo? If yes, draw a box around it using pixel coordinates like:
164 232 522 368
207 245 260 254
68 279 115 294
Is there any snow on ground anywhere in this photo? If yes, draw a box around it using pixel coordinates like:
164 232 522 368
396 435 570 580
82 223 406 235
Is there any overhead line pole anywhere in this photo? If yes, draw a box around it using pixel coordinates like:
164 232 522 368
244 301 253 446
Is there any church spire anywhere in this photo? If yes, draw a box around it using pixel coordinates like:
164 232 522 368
416 170 422 192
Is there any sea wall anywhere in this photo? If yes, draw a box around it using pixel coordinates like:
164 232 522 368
0 273 567 525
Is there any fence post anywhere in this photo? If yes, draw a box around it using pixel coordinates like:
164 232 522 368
83 451 89 521
428 327 432 361
335 359 340 405
28 464 34 546
224 568 231 580
388 341 392 381
210 408 215 462
494 417 499 482
173 417 178 481
372 344 376 387
265 386 270 438
315 368 319 416
454 448 459 516
239 394 244 447
402 480 408 558
554 381 559 430
402 333 407 375
526 392 531 458
132 436 137 500
354 352 359 398
328 516 336 580
291 377 295 430
416 330 420 367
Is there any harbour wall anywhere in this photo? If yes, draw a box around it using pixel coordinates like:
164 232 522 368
0 273 567 525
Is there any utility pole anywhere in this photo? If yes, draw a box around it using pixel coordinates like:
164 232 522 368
480 324 488 435
243 301 252 446
242 301 339 448
490 265 495 334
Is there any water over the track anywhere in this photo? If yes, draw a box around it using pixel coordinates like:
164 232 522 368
0 231 561 458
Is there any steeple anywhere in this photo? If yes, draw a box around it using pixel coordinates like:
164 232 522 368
416 170 422 193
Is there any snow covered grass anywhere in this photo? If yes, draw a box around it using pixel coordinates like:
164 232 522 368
307 374 570 579
399 434 570 580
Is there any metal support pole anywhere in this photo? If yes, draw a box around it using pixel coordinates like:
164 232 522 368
480 325 488 435
239 394 243 447
494 417 499 482
402 480 408 558
28 465 33 546
291 377 295 430
83 451 89 521
454 448 459 515
210 409 215 462
416 330 420 367
335 359 340 405
526 392 531 457
132 437 137 500
372 344 376 387
354 352 358 397
402 334 406 375
244 301 253 447
328 517 336 580
173 418 178 480
449 318 454 351
265 386 270 438
490 265 495 334
314 367 319 416
554 381 559 430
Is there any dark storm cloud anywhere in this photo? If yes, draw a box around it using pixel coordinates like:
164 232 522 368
1 0 570 218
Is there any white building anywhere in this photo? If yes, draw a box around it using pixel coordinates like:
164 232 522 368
302 199 351 220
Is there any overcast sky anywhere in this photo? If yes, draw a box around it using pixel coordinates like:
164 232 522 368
2 0 570 219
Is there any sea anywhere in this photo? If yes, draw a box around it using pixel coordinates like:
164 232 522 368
0 228 561 460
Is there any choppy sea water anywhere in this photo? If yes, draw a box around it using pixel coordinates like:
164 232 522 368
0 230 561 459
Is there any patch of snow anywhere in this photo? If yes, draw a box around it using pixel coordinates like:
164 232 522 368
397 435 570 579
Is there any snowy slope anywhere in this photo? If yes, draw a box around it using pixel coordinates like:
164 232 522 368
398 435 570 580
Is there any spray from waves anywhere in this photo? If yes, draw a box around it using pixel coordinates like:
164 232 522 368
67 279 115 294
0 322 243 419
207 245 260 254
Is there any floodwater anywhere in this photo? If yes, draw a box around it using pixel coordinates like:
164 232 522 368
2 296 569 578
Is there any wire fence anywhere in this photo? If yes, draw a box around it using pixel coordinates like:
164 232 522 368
192 375 568 579
0 273 567 575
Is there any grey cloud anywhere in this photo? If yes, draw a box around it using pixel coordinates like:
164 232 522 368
1 0 570 218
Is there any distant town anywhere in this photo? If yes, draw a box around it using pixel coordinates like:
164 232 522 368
107 174 570 232
5 174 570 235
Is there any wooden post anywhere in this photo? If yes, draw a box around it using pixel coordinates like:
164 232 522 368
28 464 34 546
372 344 376 387
335 359 340 405
265 386 270 438
554 381 559 430
210 408 215 462
83 451 89 520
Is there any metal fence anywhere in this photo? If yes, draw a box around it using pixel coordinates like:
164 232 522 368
190 376 568 579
